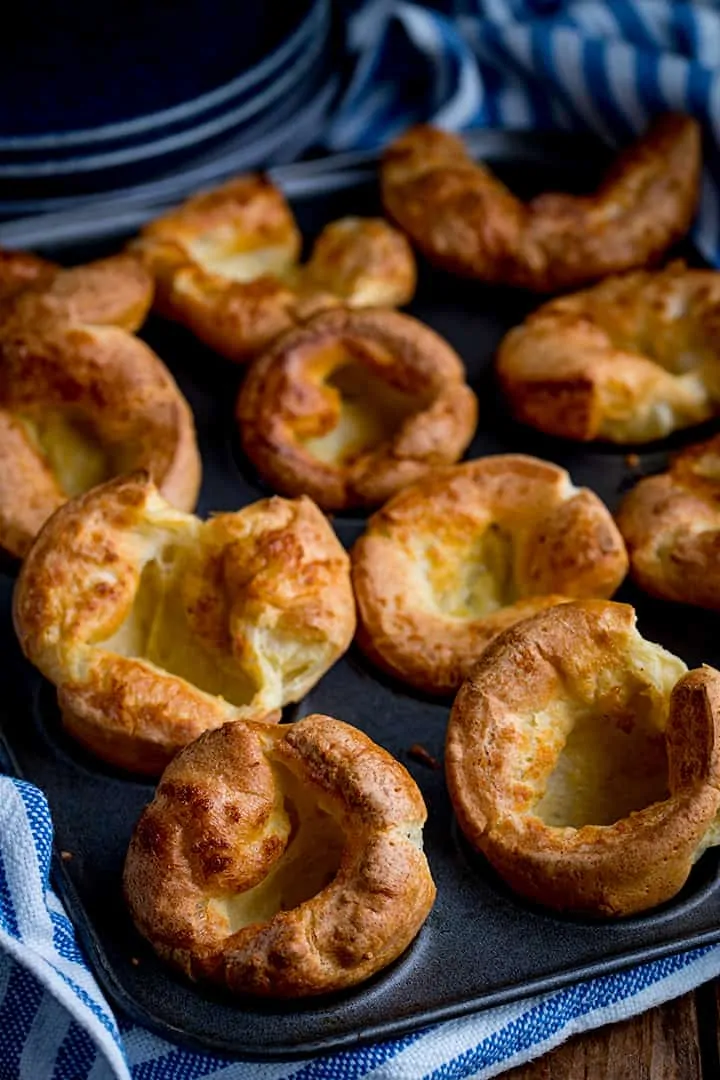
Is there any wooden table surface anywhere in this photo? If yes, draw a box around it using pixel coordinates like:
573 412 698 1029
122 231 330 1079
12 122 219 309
500 986 719 1078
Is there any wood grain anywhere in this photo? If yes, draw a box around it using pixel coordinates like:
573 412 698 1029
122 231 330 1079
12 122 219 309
501 993 702 1079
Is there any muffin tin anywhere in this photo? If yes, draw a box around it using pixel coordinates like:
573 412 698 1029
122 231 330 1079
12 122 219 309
2 133 720 1059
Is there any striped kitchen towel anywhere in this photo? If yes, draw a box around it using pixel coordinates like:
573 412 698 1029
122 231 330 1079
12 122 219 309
5 2 720 1077
327 0 720 267
3 771 720 1080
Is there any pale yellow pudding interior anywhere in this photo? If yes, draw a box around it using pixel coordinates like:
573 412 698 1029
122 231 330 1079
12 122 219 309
597 371 710 443
20 409 115 497
188 230 297 284
208 762 346 934
301 359 419 466
524 639 686 828
408 522 516 619
101 540 258 707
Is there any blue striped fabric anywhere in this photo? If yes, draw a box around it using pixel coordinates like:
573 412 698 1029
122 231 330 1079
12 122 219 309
3 769 720 1080
5 2 720 1076
327 0 720 266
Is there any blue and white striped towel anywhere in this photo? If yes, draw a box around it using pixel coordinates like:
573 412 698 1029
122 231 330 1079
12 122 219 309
6 1 720 1076
327 0 720 267
3 769 720 1079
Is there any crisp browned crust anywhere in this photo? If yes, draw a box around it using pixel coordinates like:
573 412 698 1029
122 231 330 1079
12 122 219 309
123 714 435 996
132 174 416 362
617 434 720 608
0 254 199 559
351 456 628 694
13 474 356 773
237 307 478 510
302 216 416 308
0 248 58 304
445 600 720 917
496 261 720 443
24 252 154 332
381 114 700 292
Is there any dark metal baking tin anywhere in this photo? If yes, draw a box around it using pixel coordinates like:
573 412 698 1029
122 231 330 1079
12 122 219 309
1 133 719 1060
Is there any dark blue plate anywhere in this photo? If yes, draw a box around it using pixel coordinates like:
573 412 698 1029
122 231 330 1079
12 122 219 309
0 72 339 229
0 0 320 150
0 11 331 183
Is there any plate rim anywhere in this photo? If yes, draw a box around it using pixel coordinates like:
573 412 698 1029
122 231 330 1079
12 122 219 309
0 0 325 152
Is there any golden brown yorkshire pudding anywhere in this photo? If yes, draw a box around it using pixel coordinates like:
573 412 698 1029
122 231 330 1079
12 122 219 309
0 255 199 559
237 307 478 511
446 600 720 917
381 114 700 292
124 714 435 996
132 174 416 362
617 434 720 609
352 456 627 695
0 248 58 303
13 474 356 774
0 251 154 332
497 262 720 443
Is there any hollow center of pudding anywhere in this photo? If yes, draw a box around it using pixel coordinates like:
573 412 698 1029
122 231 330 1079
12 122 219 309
208 762 346 933
414 520 516 618
301 349 419 466
188 229 296 283
528 643 685 828
20 409 114 497
102 542 258 706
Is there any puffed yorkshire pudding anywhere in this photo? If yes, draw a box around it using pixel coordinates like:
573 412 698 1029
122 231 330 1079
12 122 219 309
381 114 700 292
0 253 201 559
237 307 478 510
445 600 720 917
132 174 416 362
497 262 720 443
13 474 356 774
0 248 58 303
124 714 435 996
617 434 720 608
352 456 627 694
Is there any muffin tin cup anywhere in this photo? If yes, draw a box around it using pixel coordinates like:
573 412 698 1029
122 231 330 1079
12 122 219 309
2 135 720 1059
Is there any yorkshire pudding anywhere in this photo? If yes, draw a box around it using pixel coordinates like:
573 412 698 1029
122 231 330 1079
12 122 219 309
124 713 435 996
0 250 154 331
617 434 720 608
446 600 720 917
13 474 356 774
381 114 700 292
497 262 720 443
0 247 58 303
132 174 416 362
352 456 628 694
237 307 478 511
0 253 200 559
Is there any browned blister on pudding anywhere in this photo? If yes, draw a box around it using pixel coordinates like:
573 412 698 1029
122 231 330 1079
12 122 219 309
445 600 720 917
132 174 416 362
13 474 356 774
382 114 700 292
123 713 436 996
351 455 627 694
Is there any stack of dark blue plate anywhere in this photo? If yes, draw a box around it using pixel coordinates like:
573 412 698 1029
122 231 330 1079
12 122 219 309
0 0 336 224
